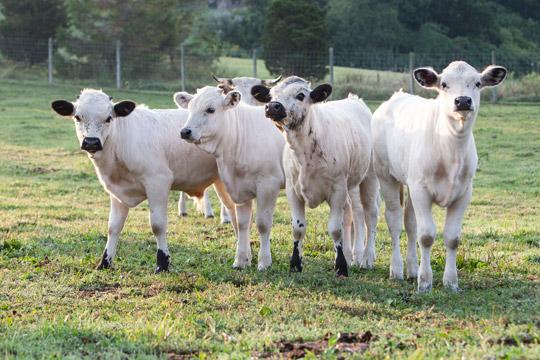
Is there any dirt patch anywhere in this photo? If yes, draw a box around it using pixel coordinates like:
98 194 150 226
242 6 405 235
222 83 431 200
488 334 538 347
258 331 375 359
78 282 120 298
165 350 199 359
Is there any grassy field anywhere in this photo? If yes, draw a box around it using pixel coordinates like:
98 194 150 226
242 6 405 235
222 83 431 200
0 80 539 359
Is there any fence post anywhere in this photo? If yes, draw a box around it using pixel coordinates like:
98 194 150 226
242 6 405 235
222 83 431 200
180 44 186 92
116 40 121 89
491 50 497 103
252 48 257 78
329 47 334 89
409 51 415 94
48 37 53 84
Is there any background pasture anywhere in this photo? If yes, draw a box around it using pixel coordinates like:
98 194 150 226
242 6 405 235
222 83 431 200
0 80 539 358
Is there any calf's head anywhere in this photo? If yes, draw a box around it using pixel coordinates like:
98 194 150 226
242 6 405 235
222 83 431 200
252 76 332 130
212 75 282 105
414 61 506 123
175 86 241 145
51 89 136 155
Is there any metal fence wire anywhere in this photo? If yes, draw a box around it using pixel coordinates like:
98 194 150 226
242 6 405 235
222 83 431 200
1 36 539 101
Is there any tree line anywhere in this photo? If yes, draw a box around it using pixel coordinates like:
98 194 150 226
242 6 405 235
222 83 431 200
0 0 539 80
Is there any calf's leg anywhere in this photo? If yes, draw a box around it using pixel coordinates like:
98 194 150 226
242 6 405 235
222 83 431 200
408 184 436 292
380 178 404 279
178 192 188 216
202 188 215 218
329 187 348 277
442 186 472 291
233 200 253 269
348 186 365 267
255 185 280 271
220 203 232 224
287 183 306 273
360 167 380 269
147 183 172 273
404 195 419 279
342 199 354 266
97 196 129 269
213 180 237 235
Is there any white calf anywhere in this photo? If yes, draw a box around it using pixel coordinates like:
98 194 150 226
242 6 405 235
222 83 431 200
51 89 235 272
175 87 285 270
177 75 281 223
372 61 507 291
255 76 379 276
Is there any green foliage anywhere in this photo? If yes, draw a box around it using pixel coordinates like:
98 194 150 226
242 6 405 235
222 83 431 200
328 0 407 52
51 0 220 86
213 0 268 50
0 0 66 64
263 0 328 79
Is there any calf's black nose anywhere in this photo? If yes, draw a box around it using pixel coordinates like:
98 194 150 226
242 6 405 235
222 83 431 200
266 102 284 113
180 128 192 140
81 137 102 153
455 96 472 111
265 101 286 120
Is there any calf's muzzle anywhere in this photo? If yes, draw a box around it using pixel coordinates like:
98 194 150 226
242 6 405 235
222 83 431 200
454 96 472 111
81 137 103 153
180 128 192 140
265 101 286 121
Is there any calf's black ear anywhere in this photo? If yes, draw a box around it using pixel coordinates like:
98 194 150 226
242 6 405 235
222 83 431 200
51 100 75 116
310 84 332 103
251 85 271 103
413 67 439 88
481 65 507 87
113 100 136 117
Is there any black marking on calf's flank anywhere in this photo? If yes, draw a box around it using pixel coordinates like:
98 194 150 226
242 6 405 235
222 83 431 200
335 245 348 277
96 249 111 270
290 241 303 272
155 249 170 273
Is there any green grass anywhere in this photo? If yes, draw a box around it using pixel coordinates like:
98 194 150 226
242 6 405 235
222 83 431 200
0 80 539 359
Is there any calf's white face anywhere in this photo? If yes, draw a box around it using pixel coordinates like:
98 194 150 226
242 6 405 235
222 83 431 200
414 61 507 124
51 89 136 155
253 76 332 130
175 87 241 144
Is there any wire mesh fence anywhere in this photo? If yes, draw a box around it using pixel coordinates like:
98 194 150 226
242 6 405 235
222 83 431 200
1 35 540 101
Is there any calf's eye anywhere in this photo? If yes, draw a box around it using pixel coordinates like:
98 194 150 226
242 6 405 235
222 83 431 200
206 108 215 114
475 81 481 88
105 116 112 123
441 82 448 89
296 93 305 101
74 115 82 122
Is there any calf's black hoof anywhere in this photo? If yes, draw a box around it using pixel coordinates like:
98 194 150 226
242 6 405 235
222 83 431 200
289 241 303 272
335 246 349 277
155 249 170 273
96 250 111 270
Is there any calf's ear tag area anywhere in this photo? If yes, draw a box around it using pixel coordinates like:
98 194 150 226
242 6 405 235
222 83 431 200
113 101 136 117
51 100 75 116
310 84 332 103
251 85 271 103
